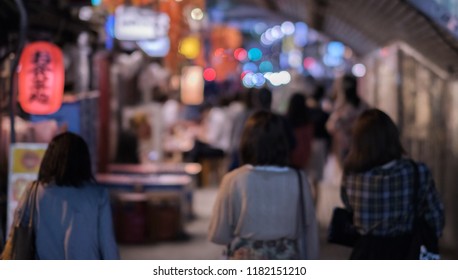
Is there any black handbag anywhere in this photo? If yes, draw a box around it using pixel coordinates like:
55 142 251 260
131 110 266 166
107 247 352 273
10 182 39 260
327 206 361 247
294 169 307 258
407 161 440 260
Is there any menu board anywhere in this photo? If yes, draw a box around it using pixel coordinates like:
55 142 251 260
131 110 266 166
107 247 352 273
6 143 47 234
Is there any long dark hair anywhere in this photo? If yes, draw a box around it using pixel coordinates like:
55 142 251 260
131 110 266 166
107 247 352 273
344 109 405 173
343 74 361 108
240 110 290 166
38 132 95 186
286 93 310 127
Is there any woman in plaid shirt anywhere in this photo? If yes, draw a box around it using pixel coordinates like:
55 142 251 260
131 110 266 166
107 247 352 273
341 109 444 259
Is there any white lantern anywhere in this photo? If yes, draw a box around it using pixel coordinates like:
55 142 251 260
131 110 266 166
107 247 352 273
180 66 204 105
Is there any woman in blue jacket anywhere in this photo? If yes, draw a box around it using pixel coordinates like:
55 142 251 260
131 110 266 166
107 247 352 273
4 132 119 260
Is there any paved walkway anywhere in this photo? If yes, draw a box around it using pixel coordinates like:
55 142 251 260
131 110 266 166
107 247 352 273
119 156 353 260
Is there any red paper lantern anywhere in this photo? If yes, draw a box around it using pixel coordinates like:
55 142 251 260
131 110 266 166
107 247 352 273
18 41 64 115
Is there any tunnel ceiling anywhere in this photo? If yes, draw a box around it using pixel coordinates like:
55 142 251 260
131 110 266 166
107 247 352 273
2 0 458 73
213 0 458 74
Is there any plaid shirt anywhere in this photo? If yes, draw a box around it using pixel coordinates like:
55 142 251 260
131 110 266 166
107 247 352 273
341 158 444 237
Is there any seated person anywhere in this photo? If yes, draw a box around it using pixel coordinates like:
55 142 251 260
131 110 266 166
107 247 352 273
185 103 229 163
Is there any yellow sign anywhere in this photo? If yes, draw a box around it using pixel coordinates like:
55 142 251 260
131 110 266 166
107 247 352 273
7 143 48 234
11 148 46 173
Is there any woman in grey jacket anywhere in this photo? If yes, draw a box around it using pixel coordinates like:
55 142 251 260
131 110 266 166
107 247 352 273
4 132 119 260
209 111 319 259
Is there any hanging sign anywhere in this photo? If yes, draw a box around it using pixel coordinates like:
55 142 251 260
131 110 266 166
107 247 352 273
114 5 170 41
18 41 64 115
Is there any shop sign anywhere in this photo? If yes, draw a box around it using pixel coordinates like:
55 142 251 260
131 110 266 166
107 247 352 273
18 41 64 115
6 143 48 234
114 5 170 41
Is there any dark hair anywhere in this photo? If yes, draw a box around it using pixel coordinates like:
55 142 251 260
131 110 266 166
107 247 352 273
313 85 325 102
254 88 272 110
343 109 405 173
242 88 256 110
343 74 361 108
240 111 290 166
286 93 310 127
38 132 95 186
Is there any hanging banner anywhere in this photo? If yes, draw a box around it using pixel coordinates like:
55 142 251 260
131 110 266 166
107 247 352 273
6 143 48 234
18 41 64 115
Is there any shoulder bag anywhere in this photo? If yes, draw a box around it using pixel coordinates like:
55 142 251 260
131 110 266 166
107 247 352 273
2 181 39 260
294 169 309 258
327 205 361 247
408 161 440 260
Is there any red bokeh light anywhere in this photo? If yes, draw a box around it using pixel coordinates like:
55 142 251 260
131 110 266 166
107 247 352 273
303 57 316 69
240 70 251 80
234 48 248 61
203 68 217 81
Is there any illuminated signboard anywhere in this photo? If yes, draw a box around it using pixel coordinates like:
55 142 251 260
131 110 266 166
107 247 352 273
114 5 170 41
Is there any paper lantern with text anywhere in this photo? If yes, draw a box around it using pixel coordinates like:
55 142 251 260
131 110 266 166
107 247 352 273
18 42 64 115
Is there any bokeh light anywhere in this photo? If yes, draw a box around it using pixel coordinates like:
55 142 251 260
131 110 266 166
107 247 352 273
260 33 273 46
203 68 216 81
179 36 200 59
241 71 251 80
248 48 263 61
234 48 248 61
352 63 367 77
242 72 255 88
327 41 345 57
264 71 291 86
191 8 204 21
243 62 258 72
281 21 295 35
303 57 316 69
259 61 273 73
271 26 283 40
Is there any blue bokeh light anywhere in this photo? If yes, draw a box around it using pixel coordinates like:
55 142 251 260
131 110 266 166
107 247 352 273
327 41 345 57
248 48 263 61
243 62 258 73
259 61 273 73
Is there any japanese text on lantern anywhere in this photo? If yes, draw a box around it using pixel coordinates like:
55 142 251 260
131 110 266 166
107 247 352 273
30 50 52 104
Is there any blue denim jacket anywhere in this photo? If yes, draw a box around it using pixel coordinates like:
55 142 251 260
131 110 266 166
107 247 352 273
16 182 119 260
